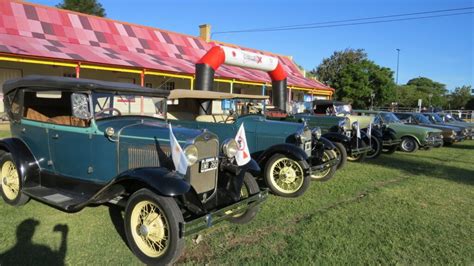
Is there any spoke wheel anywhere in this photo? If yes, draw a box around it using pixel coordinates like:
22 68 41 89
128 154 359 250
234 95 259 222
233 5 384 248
124 189 184 265
311 149 337 182
1 161 19 200
366 137 382 159
264 154 310 198
333 142 347 169
0 153 29 206
227 173 261 224
130 200 170 258
347 140 367 162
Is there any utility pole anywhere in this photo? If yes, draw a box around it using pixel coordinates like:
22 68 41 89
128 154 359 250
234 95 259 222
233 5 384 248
396 49 400 85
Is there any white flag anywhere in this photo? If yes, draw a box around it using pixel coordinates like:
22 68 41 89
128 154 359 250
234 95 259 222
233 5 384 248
355 121 361 139
367 123 372 139
169 124 188 175
235 123 251 166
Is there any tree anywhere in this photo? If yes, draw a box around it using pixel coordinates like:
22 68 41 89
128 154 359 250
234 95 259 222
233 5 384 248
449 85 472 109
405 77 447 108
56 0 106 17
312 49 396 108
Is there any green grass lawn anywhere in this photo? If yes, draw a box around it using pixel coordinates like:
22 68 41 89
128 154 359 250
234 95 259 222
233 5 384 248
0 126 473 265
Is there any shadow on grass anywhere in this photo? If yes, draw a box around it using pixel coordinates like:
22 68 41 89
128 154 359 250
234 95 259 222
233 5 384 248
443 143 474 150
0 219 68 265
108 205 129 250
367 155 474 186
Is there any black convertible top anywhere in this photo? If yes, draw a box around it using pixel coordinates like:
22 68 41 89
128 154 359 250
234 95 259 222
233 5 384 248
2 75 170 97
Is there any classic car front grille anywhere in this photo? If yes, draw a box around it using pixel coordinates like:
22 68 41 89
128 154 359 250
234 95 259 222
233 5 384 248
186 136 219 195
127 145 170 169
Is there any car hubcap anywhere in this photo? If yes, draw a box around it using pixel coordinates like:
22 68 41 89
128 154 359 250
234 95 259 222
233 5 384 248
311 151 332 179
1 161 19 200
130 201 169 258
269 158 304 194
402 140 414 151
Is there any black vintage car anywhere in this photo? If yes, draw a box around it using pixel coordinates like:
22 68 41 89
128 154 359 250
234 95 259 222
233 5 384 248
0 76 267 264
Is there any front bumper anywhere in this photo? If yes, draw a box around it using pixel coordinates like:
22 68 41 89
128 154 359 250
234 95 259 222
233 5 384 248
382 139 401 147
181 190 268 237
349 146 372 156
423 136 444 147
310 157 338 173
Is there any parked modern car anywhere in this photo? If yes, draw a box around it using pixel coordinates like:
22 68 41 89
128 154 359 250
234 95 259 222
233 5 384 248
0 76 268 264
353 110 443 152
422 112 472 140
437 113 473 140
394 112 465 145
165 89 339 197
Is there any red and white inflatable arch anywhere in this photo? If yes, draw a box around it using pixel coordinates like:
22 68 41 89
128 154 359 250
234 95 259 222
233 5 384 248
195 45 288 111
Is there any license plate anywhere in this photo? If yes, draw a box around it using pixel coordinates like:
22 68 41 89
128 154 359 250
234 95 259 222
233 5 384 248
345 131 352 137
200 157 218 173
304 141 312 151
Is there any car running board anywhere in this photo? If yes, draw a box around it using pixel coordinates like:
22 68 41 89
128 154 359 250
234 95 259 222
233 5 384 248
22 186 91 213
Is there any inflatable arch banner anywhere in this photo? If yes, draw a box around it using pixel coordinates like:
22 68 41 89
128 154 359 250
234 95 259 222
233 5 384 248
195 45 288 111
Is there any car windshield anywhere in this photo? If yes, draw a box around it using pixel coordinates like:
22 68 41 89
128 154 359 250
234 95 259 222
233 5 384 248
92 92 166 120
414 113 432 124
432 113 444 123
444 114 456 122
380 112 401 123
334 104 352 115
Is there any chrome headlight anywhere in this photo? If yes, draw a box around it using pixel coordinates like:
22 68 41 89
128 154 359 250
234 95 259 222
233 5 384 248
450 130 456 137
184 144 199 166
222 138 238 158
338 119 346 128
312 127 322 139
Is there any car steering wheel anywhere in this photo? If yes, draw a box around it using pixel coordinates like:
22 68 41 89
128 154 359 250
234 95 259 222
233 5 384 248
95 107 122 118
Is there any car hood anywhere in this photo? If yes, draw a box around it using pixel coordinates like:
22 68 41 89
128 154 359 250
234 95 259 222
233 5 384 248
388 122 441 134
96 117 204 144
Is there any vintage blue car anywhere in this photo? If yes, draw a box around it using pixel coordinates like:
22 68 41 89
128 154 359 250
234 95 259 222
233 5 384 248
165 90 339 198
0 76 268 265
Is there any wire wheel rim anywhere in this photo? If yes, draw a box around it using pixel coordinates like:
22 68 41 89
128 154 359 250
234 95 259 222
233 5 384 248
269 158 304 194
1 160 20 200
367 139 379 156
130 200 170 258
311 151 334 179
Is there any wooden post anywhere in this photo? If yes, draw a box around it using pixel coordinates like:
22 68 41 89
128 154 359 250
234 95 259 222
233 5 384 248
140 70 145 115
75 62 80 78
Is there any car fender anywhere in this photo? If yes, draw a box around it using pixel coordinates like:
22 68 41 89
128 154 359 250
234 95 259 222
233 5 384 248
400 134 422 145
362 128 383 139
322 132 351 145
319 136 336 150
0 138 40 186
255 143 309 168
240 159 261 177
111 167 191 197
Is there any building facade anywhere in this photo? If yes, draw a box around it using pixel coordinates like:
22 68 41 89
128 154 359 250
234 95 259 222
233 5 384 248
0 0 333 112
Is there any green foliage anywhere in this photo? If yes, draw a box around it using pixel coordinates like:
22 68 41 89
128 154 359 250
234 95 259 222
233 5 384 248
465 97 474 109
404 77 448 108
449 85 472 109
312 49 396 108
56 0 106 17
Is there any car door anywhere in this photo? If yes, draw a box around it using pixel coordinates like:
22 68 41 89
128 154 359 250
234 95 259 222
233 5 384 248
48 92 93 181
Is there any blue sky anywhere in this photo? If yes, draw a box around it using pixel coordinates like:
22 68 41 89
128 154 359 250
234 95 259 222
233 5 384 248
32 0 473 91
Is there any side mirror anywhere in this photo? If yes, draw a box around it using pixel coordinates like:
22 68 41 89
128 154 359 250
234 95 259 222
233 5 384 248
71 93 92 120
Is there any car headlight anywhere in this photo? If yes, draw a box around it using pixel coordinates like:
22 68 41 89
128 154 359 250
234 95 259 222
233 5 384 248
222 138 238 158
338 119 346 128
451 130 456 137
184 144 198 166
312 127 322 139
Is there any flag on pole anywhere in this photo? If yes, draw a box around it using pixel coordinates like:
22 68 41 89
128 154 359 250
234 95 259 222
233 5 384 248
169 124 188 175
235 123 251 166
367 122 372 139
356 122 361 139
